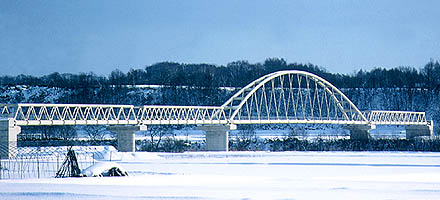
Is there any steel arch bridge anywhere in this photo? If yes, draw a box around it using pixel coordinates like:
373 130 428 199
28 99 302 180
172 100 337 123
0 70 430 127
0 70 434 156
0 71 431 127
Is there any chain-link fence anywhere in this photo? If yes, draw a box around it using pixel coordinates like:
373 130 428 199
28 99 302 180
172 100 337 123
0 146 107 179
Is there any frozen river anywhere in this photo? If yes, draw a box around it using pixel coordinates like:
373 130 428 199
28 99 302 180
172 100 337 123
1 151 440 200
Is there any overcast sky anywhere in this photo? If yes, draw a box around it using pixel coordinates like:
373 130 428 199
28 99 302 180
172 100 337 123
1 0 439 76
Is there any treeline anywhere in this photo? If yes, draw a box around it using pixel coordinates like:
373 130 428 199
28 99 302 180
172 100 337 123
1 58 440 89
267 138 440 152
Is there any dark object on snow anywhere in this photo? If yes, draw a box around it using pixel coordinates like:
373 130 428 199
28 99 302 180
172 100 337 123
82 162 129 177
55 147 82 178
101 167 128 177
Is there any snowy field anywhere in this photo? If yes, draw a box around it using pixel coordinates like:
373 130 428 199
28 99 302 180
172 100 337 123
1 151 440 200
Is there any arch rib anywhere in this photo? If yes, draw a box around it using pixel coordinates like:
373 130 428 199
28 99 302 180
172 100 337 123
224 70 368 124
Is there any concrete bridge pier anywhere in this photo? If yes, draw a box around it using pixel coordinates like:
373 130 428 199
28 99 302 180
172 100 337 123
198 124 236 151
405 124 433 140
345 124 375 140
107 125 146 152
0 119 21 159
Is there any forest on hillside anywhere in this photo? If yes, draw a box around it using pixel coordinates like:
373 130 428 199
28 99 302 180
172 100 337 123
1 58 440 89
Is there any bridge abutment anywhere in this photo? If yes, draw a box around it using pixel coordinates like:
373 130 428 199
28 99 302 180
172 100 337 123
345 124 375 140
405 125 433 140
0 119 20 159
198 125 235 151
108 125 145 152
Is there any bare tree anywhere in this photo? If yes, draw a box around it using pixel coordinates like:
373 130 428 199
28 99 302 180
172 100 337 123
83 125 107 141
56 126 77 140
232 125 257 151
287 126 308 140
144 125 172 151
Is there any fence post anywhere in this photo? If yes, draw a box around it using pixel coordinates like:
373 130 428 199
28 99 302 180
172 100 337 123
57 153 59 173
20 159 22 178
37 154 40 179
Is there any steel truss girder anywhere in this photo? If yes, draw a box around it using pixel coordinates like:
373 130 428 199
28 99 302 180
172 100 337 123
365 110 430 125
1 104 227 126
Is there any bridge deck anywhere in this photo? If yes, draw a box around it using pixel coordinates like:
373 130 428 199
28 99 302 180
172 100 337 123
1 104 431 126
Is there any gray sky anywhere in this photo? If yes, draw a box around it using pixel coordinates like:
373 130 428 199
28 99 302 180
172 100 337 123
1 0 439 76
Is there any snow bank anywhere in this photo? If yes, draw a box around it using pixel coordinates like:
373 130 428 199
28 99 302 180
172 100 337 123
92 146 163 161
81 162 128 177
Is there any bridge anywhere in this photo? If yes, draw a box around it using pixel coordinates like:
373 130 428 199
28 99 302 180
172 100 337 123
0 70 433 158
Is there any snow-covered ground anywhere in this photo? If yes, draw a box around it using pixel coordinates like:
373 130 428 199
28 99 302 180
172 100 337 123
1 151 440 200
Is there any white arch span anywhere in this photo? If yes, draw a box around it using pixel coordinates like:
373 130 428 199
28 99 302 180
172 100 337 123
222 70 368 125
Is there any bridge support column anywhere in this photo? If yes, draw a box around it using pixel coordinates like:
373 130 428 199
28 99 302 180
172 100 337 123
345 124 374 140
405 125 433 140
0 119 21 159
108 125 145 152
198 125 235 151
